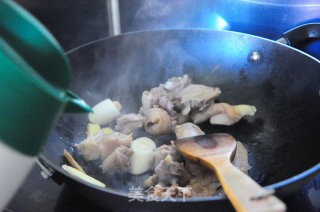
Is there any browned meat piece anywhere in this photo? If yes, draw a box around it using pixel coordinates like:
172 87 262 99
161 74 191 99
185 160 221 197
185 159 211 176
189 177 221 197
174 122 205 139
176 113 189 125
75 132 102 161
144 108 173 135
176 84 221 116
101 145 133 173
155 155 191 186
144 144 183 188
144 174 158 188
192 103 256 125
115 113 146 134
98 132 132 159
161 183 178 197
176 185 192 197
75 131 132 161
152 144 182 166
141 87 175 115
154 184 163 197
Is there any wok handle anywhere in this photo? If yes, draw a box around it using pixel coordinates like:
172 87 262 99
210 159 286 212
37 156 64 185
278 23 320 45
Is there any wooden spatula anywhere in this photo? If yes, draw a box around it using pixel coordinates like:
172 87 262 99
174 133 286 212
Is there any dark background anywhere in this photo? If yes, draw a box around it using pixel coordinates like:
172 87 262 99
3 0 320 211
12 0 320 52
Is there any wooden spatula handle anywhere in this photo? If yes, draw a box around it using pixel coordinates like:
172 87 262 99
208 159 286 212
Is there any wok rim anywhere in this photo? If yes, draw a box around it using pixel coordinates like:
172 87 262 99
39 153 320 202
42 28 320 202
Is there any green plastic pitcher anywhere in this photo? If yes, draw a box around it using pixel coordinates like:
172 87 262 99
0 0 92 156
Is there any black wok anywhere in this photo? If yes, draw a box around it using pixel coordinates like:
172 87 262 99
39 24 320 211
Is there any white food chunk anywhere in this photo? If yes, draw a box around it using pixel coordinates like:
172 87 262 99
130 137 156 174
88 99 121 125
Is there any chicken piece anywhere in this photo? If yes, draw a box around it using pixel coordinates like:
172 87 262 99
152 144 182 166
161 74 191 99
185 159 211 176
154 184 163 197
101 145 133 173
144 174 158 188
141 87 175 115
189 176 221 197
192 103 256 125
174 122 205 139
97 132 133 159
75 131 132 161
161 183 178 197
75 131 105 161
176 113 188 125
144 108 173 135
155 155 191 186
185 159 221 197
176 185 193 197
144 144 184 187
177 84 221 116
115 113 146 134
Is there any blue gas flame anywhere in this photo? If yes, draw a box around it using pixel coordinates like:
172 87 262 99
208 13 229 30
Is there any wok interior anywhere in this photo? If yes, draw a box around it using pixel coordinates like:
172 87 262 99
43 30 320 197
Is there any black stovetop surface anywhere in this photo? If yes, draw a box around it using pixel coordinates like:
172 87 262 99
4 165 320 212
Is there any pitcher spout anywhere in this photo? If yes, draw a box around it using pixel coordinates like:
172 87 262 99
64 90 92 113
